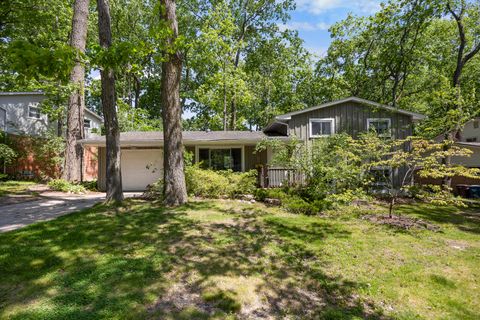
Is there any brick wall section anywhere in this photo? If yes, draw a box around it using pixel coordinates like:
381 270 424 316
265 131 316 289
83 146 98 181
5 134 60 179
4 134 98 181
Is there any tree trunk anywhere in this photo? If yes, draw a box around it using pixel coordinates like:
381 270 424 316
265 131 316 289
97 0 123 202
161 0 187 206
63 0 89 182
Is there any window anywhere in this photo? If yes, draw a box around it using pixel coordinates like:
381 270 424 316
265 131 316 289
474 121 479 129
28 105 41 119
84 119 91 129
309 118 334 138
367 118 391 137
198 148 242 171
466 137 477 142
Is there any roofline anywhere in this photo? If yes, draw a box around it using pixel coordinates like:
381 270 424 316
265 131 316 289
78 134 290 146
275 97 426 121
0 91 45 96
0 91 103 121
84 108 103 121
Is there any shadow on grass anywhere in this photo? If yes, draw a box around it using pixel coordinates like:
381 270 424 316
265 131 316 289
1 199 387 319
395 204 480 234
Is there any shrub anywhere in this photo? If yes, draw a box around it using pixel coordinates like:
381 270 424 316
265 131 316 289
185 166 257 198
282 196 324 215
48 179 86 194
80 180 98 191
185 166 230 198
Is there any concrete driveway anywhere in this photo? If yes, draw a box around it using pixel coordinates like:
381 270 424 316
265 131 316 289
0 192 108 233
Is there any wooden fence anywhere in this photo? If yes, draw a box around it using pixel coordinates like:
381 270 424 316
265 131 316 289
257 166 306 188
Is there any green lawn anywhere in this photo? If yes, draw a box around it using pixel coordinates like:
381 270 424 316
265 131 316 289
0 180 37 197
0 199 479 319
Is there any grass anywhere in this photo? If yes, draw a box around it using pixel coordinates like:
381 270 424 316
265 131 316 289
0 199 479 319
0 180 37 197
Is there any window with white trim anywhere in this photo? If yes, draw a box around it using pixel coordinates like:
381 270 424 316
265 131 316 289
367 118 391 137
28 105 41 119
309 118 334 138
84 118 91 129
198 148 242 172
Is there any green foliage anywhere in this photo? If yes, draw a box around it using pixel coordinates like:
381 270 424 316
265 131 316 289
185 165 257 198
117 101 162 132
32 132 65 179
80 180 98 192
0 144 18 166
48 179 86 194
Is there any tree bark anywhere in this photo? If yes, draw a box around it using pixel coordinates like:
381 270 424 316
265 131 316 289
97 0 123 202
63 0 89 182
161 0 187 206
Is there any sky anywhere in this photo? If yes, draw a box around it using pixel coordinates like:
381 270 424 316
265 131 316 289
282 0 383 57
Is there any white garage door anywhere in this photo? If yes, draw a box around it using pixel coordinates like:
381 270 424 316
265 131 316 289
121 149 163 191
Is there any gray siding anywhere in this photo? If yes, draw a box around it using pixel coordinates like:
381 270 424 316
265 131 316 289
288 101 413 140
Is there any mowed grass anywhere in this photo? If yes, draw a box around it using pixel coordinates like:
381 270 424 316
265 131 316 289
0 199 479 319
0 180 37 197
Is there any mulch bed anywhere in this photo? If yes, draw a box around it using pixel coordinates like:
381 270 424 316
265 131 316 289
362 214 440 231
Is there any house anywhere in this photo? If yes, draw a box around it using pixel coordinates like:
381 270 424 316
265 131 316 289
0 92 103 179
80 97 425 191
423 118 480 188
0 92 103 137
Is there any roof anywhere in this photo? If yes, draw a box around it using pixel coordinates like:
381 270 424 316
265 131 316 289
456 141 480 148
84 108 103 121
79 130 285 146
0 91 44 96
275 97 426 121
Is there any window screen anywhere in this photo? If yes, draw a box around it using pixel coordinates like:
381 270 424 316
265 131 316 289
310 119 333 137
28 106 41 119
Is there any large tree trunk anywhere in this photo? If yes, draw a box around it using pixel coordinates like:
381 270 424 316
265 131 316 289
97 0 123 202
63 0 89 182
161 0 187 206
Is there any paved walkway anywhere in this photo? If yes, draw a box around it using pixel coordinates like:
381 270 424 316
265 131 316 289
0 192 107 233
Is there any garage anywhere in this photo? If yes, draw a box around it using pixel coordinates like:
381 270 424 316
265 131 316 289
121 148 163 191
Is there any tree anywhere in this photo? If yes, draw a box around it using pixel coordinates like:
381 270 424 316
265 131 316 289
369 136 480 216
97 0 124 202
63 0 90 182
161 0 187 206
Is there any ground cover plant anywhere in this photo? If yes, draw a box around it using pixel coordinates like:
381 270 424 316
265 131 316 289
0 180 37 197
0 199 479 319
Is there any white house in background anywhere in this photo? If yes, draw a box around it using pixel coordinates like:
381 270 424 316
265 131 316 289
0 92 103 137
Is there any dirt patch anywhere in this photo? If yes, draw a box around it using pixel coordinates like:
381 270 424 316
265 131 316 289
148 282 219 316
362 214 440 231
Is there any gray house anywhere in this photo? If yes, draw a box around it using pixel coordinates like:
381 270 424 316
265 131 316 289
0 92 103 137
80 97 425 191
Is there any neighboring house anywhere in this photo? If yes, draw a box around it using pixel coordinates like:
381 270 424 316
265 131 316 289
0 92 103 180
425 118 480 188
0 92 103 137
80 97 425 191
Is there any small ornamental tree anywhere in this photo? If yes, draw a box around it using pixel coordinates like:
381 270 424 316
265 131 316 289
368 137 480 217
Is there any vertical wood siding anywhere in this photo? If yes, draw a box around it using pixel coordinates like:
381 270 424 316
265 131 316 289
288 101 413 140
244 145 267 171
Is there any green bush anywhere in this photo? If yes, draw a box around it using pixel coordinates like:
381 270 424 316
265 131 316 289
185 165 257 198
282 196 324 215
48 179 86 194
80 180 98 191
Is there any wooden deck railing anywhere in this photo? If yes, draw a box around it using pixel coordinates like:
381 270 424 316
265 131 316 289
257 166 305 188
